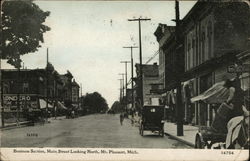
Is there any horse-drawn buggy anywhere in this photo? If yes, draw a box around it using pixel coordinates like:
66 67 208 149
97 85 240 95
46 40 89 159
191 80 249 149
139 105 165 137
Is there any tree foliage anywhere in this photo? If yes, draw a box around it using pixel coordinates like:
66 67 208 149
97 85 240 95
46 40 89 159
82 92 109 114
110 101 124 113
1 0 50 68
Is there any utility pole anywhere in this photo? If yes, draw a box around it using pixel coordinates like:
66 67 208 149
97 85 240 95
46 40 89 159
0 1 4 127
118 79 123 102
46 48 49 122
123 46 138 110
175 0 183 136
16 54 21 126
118 73 125 102
80 83 82 98
120 61 130 112
128 17 150 109
0 51 4 127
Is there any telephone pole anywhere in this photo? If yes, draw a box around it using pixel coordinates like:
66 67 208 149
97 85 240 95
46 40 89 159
46 48 49 122
128 17 150 109
123 46 138 110
16 54 21 126
0 51 4 127
118 73 125 100
175 0 183 136
118 79 123 102
120 61 130 112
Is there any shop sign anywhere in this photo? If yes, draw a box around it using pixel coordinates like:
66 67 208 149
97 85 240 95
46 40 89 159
2 94 38 112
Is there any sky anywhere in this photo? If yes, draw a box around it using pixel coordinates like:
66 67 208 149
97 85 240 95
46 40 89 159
2 0 196 107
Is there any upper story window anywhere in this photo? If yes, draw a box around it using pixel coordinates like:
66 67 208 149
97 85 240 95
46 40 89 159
23 82 29 93
201 30 206 63
3 84 10 94
207 21 213 59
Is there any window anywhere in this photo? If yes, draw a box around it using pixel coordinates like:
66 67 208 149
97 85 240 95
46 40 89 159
3 84 9 94
187 40 191 70
201 30 205 63
23 82 29 93
207 21 212 59
191 37 195 68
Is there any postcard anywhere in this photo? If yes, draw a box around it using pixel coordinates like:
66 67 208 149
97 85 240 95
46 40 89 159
0 0 249 161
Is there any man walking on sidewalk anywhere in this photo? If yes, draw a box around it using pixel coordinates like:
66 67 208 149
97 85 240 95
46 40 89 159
120 113 124 126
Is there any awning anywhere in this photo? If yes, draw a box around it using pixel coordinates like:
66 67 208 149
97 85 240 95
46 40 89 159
57 101 67 109
191 81 229 104
39 99 53 109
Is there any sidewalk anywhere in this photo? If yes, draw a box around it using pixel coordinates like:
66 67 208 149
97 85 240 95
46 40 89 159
0 121 33 130
0 116 66 130
164 121 198 147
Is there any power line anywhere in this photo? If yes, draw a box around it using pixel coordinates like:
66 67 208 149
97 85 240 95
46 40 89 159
145 50 159 64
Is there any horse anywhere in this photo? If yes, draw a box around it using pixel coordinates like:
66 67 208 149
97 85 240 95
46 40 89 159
226 104 249 149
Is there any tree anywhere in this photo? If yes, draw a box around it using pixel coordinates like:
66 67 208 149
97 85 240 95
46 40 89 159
1 0 50 68
110 101 123 114
82 92 109 114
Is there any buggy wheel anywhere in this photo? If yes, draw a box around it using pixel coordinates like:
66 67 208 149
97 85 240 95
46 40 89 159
140 124 144 136
159 127 164 137
195 134 205 149
161 128 164 137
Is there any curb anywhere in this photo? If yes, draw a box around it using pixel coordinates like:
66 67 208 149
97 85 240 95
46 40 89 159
0 121 34 131
164 132 195 148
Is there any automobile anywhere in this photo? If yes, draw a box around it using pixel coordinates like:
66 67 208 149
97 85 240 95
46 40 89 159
139 105 165 137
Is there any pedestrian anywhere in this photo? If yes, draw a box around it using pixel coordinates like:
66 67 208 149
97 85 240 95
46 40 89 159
120 113 124 126
131 112 134 126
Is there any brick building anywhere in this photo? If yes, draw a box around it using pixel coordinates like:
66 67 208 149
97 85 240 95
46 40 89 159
154 1 250 126
182 1 250 126
1 65 80 123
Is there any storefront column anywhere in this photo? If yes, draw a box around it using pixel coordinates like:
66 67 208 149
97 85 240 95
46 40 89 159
195 102 198 125
207 104 210 126
198 103 201 126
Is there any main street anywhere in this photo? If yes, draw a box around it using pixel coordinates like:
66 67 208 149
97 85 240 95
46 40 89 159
1 114 191 148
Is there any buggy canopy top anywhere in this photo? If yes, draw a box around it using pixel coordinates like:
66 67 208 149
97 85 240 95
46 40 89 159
191 81 229 104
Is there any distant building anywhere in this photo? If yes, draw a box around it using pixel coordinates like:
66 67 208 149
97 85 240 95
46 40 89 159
1 65 79 123
135 63 160 106
71 79 80 108
59 71 73 103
